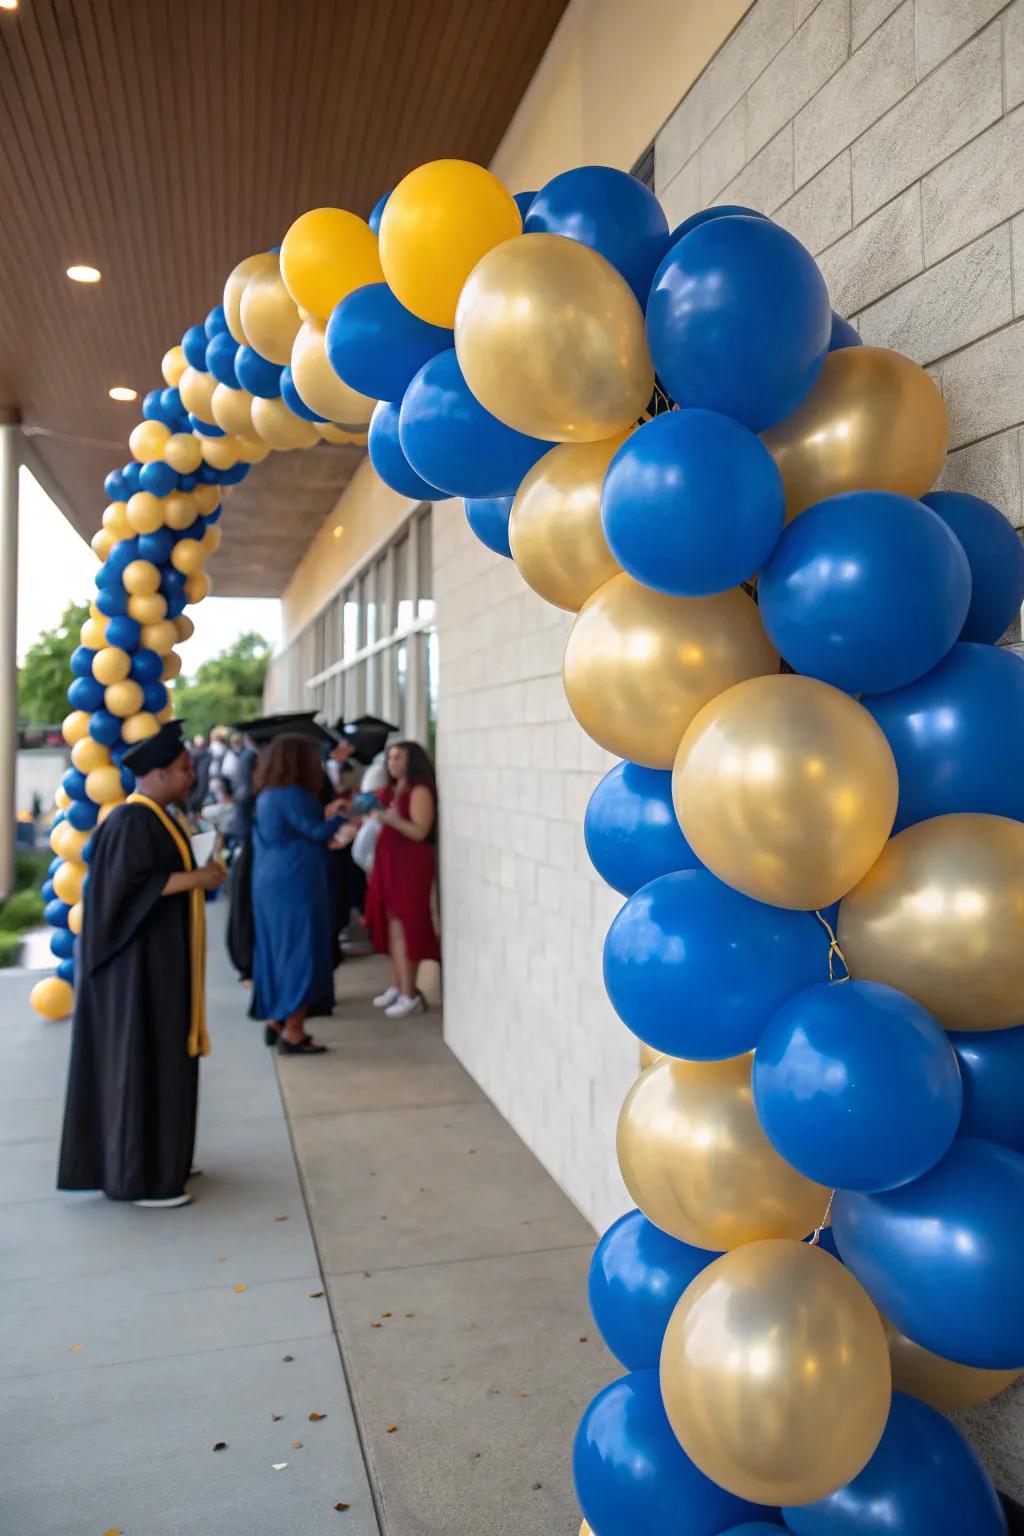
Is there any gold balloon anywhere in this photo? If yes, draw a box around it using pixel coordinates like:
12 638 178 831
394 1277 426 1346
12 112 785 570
883 1317 1020 1412
127 593 167 625
175 616 194 643
161 344 187 388
200 435 241 471
202 525 222 556
240 262 302 365
162 652 182 682
280 206 383 319
140 621 178 655
317 421 367 446
236 435 271 464
290 318 376 429
251 394 320 451
128 419 170 464
54 860 86 905
172 539 205 576
455 233 654 443
104 681 144 720
164 492 197 532
616 1056 828 1250
223 251 278 345
674 673 898 911
31 976 74 1021
91 647 131 686
638 1042 663 1071
126 493 165 535
178 368 217 424
80 618 108 650
102 501 131 537
91 528 113 561
71 737 111 773
839 812 1024 1031
192 485 221 517
186 571 212 604
563 574 778 770
164 432 204 474
121 711 160 744
123 560 161 596
660 1240 890 1506
211 382 259 441
62 710 91 746
68 901 84 937
509 435 626 610
762 346 949 521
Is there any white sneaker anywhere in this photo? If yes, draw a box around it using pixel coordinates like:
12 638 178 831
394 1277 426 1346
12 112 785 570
373 986 400 1009
133 1193 192 1208
385 993 426 1019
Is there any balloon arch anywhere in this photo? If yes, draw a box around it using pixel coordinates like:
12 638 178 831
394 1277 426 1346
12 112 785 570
33 160 1024 1533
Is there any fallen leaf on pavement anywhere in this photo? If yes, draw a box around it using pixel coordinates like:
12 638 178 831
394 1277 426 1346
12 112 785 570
68 1344 84 1353
213 1442 227 1452
216 1256 226 1263
370 1322 382 1329
274 1215 288 1222
309 1412 327 1422
309 1291 325 1299
381 1312 391 1318
104 1528 123 1535
271 1413 283 1422
233 1284 247 1294
334 1503 350 1512
282 1355 294 1363
386 1424 398 1434
291 1440 303 1449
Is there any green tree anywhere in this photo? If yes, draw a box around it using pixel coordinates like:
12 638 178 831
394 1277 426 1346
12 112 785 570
18 600 90 725
174 631 270 738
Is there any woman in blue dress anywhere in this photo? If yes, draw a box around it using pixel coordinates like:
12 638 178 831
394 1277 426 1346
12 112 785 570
251 735 345 1054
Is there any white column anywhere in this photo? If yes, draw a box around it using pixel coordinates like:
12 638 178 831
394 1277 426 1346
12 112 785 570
0 425 19 899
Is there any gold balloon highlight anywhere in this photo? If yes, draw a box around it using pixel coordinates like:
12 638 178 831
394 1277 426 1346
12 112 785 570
211 382 258 441
223 251 278 345
674 673 898 911
638 1042 664 1071
456 234 654 444
178 368 217 424
31 976 74 1021
251 394 320 451
660 1240 890 1506
839 812 1024 1031
563 574 778 769
290 318 376 429
240 262 302 365
280 207 383 319
883 1318 1020 1412
161 345 187 388
510 434 626 610
762 346 949 521
616 1055 828 1250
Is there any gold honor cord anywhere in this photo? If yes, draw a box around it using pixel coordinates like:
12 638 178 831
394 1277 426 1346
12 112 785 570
127 795 209 1057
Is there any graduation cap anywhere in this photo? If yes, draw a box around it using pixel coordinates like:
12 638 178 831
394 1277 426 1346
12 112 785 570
234 712 337 748
121 719 189 776
333 713 399 765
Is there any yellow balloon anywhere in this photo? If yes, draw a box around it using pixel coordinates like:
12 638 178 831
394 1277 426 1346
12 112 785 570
91 647 131 686
91 528 114 561
617 1055 828 1250
316 421 368 446
240 263 302 365
235 435 271 464
97 799 122 824
156 701 174 724
839 812 1024 1031
164 432 204 474
102 501 131 537
510 435 626 610
660 1240 890 1506
251 394 319 451
563 574 778 769
192 484 221 517
178 368 217 424
104 680 144 719
52 788 71 815
762 346 949 521
68 901 84 936
126 492 165 535
71 737 111 773
62 710 92 746
211 382 259 441
121 710 160 745
122 559 161 596
638 1042 664 1071
127 592 168 625
51 823 89 862
380 158 521 327
89 601 105 624
161 651 182 681
54 860 86 905
80 618 108 651
290 318 376 428
200 434 241 470
882 1317 1020 1412
129 419 170 464
175 615 195 643
171 539 205 576
223 251 278 344
161 344 187 388
185 571 211 605
141 621 178 655
456 234 654 443
202 525 222 556
31 976 74 1021
164 491 198 531
280 207 384 319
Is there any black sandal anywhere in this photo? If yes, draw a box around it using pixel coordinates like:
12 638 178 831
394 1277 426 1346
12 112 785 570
265 1024 313 1047
277 1036 327 1055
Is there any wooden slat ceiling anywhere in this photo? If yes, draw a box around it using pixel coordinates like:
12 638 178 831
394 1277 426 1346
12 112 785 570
0 0 568 595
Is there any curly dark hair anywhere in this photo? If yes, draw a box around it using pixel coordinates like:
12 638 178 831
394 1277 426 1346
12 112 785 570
254 734 325 798
387 740 437 799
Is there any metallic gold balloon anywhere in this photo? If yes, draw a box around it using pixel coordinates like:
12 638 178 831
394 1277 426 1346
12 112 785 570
251 394 320 451
223 251 278 345
638 1042 663 1071
122 711 159 745
68 901 84 937
240 263 302 365
175 616 194 643
761 346 949 521
674 674 898 910
102 501 131 537
178 367 217 424
161 344 187 388
126 593 167 626
455 234 654 443
162 652 182 682
883 1317 1020 1412
660 1240 890 1506
839 812 1024 1031
510 434 626 610
563 574 778 770
140 621 178 655
211 382 259 442
71 737 111 773
616 1056 828 1250
290 318 376 429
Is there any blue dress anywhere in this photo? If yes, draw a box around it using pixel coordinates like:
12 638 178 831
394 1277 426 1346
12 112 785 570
251 786 342 1020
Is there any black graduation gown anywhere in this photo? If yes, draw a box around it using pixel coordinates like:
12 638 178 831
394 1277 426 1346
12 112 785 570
226 832 255 981
57 803 198 1201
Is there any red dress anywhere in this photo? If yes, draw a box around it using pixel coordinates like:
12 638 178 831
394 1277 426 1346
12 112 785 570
365 785 441 964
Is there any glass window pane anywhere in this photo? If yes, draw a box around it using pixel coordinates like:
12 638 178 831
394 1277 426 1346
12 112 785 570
343 588 359 657
395 534 415 631
366 561 379 646
426 630 438 758
396 642 408 727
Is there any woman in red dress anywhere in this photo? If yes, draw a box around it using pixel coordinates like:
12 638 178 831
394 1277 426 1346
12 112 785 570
365 741 440 1018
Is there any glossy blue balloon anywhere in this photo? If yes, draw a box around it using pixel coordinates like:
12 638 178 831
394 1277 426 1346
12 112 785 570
95 562 118 590
724 1528 787 1535
178 472 199 493
62 767 88 802
160 387 183 420
279 365 328 422
525 165 670 303
603 869 828 1059
104 468 127 502
863 642 1024 831
602 410 785 595
67 677 104 713
181 323 209 371
647 216 830 432
161 566 187 599
783 1392 1005 1536
218 461 250 487
139 460 177 497
206 330 241 388
922 490 1024 644
51 928 76 961
204 304 228 339
950 1025 1024 1155
574 1372 781 1536
829 310 862 351
667 204 768 250
368 189 391 234
189 413 223 437
70 646 96 679
589 1210 719 1369
95 586 129 619
833 1137 1024 1368
368 400 447 501
137 529 174 565
106 538 140 575
88 709 123 747
513 189 537 222
45 899 71 929
400 349 552 499
234 345 284 398
48 856 62 877
57 957 76 984
759 492 971 695
104 615 141 652
41 880 55 903
326 283 453 403
66 799 99 832
121 461 142 496
464 496 513 558
753 980 962 1193
142 388 164 421
143 681 168 715
585 761 698 895
165 591 187 620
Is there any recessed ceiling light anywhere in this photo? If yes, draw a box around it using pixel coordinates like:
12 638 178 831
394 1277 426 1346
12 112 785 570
108 386 137 402
0 2 19 13
67 264 101 283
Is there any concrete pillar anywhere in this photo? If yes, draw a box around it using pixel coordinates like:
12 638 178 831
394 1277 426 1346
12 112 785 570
0 425 19 900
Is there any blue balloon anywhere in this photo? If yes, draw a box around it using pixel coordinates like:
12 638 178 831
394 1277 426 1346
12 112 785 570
142 388 164 421
602 410 784 595
107 538 140 575
585 761 698 895
513 189 537 222
647 216 830 432
95 586 129 618
575 1372 780 1536
51 928 76 960
104 468 127 502
753 980 962 1193
62 768 88 801
189 413 224 437
603 869 827 1059
48 856 61 876
218 461 250 486
178 472 199 493
464 496 513 558
589 1211 719 1369
922 490 1024 644
181 323 209 370
783 1392 1005 1536
143 681 168 714
723 1529 787 1535
81 836 96 864
105 615 141 652
66 799 99 832
759 492 971 695
57 957 76 984
45 898 71 929
121 461 142 496
94 562 118 590
950 1025 1024 1155
204 304 228 339
400 349 552 499
160 387 183 420
829 310 862 351
368 189 391 233
235 345 284 398
89 709 123 747
280 365 328 422
70 646 96 679
525 165 670 303
863 642 1024 831
203 504 221 525
120 765 136 793
667 204 769 251
67 677 105 713
137 529 174 565
368 400 447 501
326 283 453 403
165 591 187 619
161 566 187 599
206 330 241 388
139 460 177 497
41 879 55 903
833 1137 1024 1368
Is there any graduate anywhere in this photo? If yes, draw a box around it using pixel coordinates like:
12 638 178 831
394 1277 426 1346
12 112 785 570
56 720 226 1208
